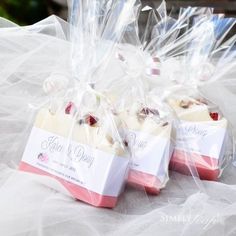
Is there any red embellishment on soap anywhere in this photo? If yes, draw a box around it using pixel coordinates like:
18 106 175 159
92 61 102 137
210 112 219 121
85 115 98 126
65 102 75 114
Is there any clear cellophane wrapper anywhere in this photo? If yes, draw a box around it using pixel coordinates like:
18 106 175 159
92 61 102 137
159 15 236 181
1 1 236 236
121 98 173 195
16 0 140 208
167 89 233 181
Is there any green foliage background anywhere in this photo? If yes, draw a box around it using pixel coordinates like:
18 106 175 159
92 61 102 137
0 0 48 25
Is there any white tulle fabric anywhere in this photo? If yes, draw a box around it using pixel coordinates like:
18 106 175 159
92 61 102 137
0 16 236 236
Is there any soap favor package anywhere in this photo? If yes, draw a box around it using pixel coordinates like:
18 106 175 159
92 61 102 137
19 0 140 208
168 94 231 181
164 15 236 180
119 98 174 194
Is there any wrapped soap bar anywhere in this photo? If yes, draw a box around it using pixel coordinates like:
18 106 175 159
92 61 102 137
169 97 228 180
18 0 140 207
19 95 129 207
159 15 236 181
117 98 173 194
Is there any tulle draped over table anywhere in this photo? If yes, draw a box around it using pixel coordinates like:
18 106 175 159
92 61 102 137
1 15 236 236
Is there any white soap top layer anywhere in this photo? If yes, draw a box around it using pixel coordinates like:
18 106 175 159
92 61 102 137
168 98 227 128
34 109 125 156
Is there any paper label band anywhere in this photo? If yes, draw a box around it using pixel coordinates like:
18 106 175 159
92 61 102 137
175 121 227 160
21 127 129 197
125 130 171 182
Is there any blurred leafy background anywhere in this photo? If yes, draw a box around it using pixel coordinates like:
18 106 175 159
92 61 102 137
0 0 66 25
0 0 235 26
0 0 48 25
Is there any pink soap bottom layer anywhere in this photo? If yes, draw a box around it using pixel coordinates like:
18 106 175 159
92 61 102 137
128 169 161 195
169 150 220 181
19 162 118 208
